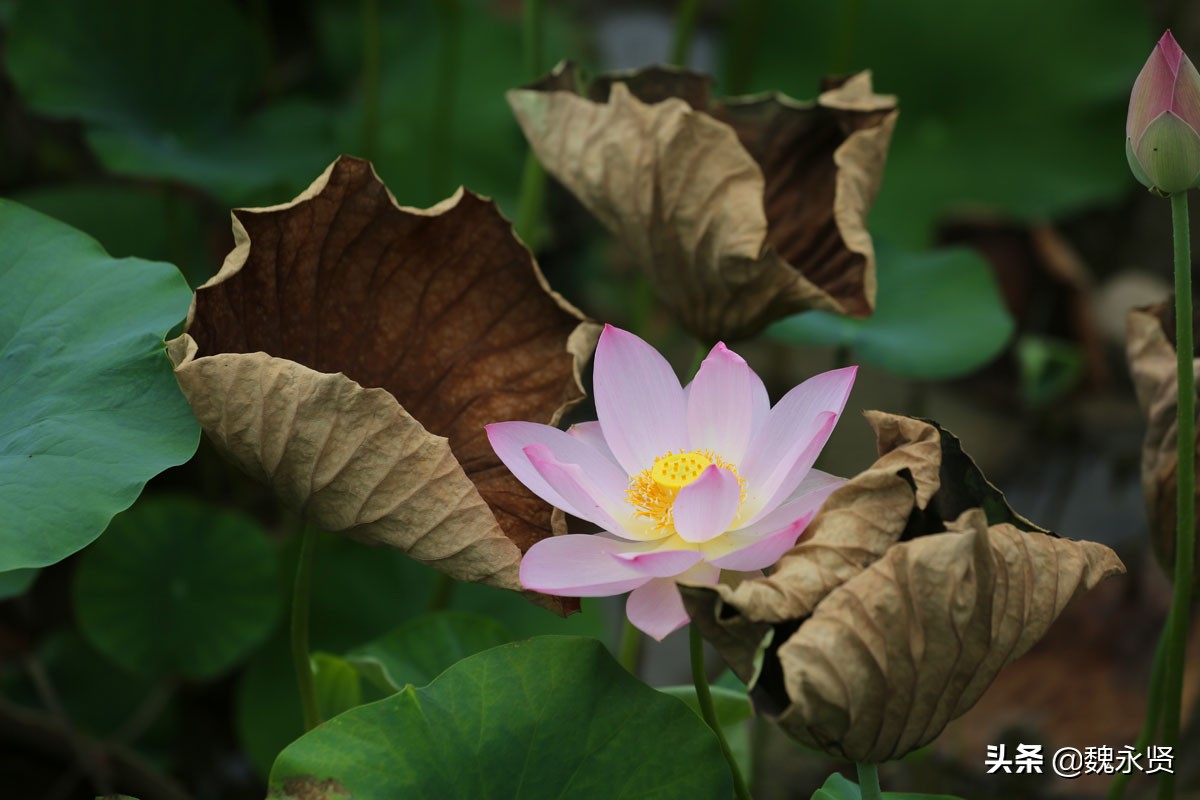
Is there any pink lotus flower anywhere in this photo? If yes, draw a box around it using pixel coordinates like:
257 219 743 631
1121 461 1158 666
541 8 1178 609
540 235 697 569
1126 30 1200 195
486 325 856 640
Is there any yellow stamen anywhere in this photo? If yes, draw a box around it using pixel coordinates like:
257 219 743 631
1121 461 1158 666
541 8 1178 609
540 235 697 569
626 449 744 533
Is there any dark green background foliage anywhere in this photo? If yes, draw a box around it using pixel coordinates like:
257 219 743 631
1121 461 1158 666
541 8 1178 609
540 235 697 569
0 0 1176 798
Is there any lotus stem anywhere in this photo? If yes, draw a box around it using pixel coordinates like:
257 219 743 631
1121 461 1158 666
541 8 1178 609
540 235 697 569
523 0 544 79
856 763 882 800
726 0 764 95
831 0 865 73
359 0 382 161
617 617 643 674
291 524 321 732
1158 189 1196 800
689 624 753 800
428 570 456 612
515 0 547 248
431 0 462 196
515 155 546 250
1107 632 1168 799
669 0 700 67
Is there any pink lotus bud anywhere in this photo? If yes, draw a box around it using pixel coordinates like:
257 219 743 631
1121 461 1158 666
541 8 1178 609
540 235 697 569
1127 31 1200 195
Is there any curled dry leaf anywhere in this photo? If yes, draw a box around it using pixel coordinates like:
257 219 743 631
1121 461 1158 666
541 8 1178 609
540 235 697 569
168 156 599 611
682 412 1123 762
508 63 897 342
1126 297 1200 583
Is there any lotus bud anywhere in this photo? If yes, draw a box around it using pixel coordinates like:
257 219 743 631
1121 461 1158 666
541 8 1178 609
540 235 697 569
1127 31 1200 195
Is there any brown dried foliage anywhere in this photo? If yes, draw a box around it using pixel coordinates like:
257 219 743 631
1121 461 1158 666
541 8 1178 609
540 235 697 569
682 412 1123 761
169 156 599 611
509 63 897 342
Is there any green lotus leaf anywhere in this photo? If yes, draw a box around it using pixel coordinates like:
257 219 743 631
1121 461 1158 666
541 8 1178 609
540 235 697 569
770 244 1013 380
812 773 965 800
347 611 512 693
0 199 197 570
733 0 1152 247
268 637 733 799
4 0 333 205
0 568 38 600
73 496 279 680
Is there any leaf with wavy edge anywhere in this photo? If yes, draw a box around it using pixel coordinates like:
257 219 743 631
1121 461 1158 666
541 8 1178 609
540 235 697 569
683 412 1123 761
0 199 197 571
169 156 599 610
1126 298 1200 583
508 63 896 342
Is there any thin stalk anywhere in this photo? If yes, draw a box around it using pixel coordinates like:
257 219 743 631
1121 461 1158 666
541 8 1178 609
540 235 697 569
725 0 764 95
360 0 382 161
431 0 462 197
617 617 643 674
1107 631 1169 799
1158 190 1196 800
856 762 882 800
515 0 548 248
291 525 321 732
523 0 544 79
689 341 710 377
669 0 701 67
428 571 456 612
830 0 865 73
24 656 110 794
690 625 753 800
515 154 546 249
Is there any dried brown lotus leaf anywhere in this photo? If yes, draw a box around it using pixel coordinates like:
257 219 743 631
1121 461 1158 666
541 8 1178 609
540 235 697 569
771 510 1123 762
169 156 598 608
1126 298 1200 582
508 62 897 342
866 411 1047 535
168 340 517 585
690 412 1037 633
683 412 1124 760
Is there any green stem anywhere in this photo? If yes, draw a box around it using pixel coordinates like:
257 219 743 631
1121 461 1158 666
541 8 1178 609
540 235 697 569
523 0 544 79
514 0 547 248
669 0 701 67
689 341 710 377
515 154 546 250
830 0 864 73
291 525 321 732
617 617 643 674
725 0 764 95
1107 631 1169 799
1158 190 1196 800
690 625 753 800
431 0 462 197
360 0 381 161
428 571 456 612
856 763 882 800
833 344 852 371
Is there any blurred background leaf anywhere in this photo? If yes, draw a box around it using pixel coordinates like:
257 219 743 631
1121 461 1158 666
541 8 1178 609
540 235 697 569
73 496 280 680
346 611 513 693
768 243 1014 379
728 0 1152 248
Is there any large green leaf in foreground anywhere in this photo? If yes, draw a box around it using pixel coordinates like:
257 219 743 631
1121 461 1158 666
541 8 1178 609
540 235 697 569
269 637 733 800
0 200 197 570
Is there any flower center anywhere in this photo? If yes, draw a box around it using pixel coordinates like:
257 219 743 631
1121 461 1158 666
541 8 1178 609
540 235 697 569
626 449 743 533
650 451 712 488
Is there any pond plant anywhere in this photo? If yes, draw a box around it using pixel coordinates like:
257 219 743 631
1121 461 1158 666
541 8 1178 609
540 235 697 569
0 2 1195 800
